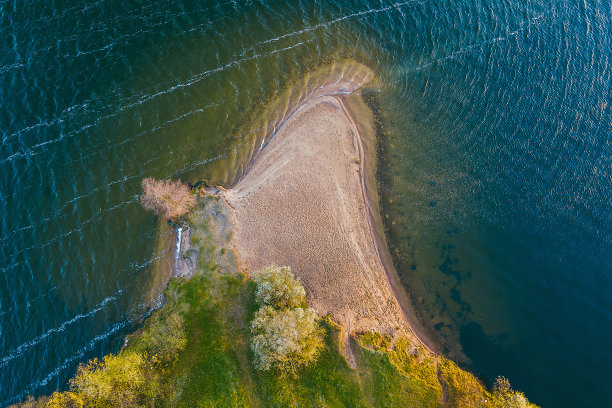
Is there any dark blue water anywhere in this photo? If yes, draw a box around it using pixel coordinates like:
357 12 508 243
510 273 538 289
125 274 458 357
0 1 610 407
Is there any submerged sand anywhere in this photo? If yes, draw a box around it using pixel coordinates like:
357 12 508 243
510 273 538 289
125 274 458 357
224 90 435 360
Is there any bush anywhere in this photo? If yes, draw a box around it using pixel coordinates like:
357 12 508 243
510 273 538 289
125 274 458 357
140 178 195 221
252 265 306 309
7 396 51 408
250 266 323 374
493 376 537 408
70 352 162 407
46 392 83 408
130 313 187 364
9 314 187 408
251 305 324 373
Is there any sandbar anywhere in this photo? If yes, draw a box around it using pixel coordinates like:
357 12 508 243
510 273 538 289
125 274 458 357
224 88 436 361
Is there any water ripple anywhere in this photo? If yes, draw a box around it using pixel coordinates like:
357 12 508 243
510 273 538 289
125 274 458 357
7 321 130 406
0 291 122 368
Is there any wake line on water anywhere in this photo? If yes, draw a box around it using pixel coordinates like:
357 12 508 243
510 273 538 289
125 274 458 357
0 173 137 243
0 263 20 273
396 9 553 76
6 321 129 406
0 291 122 368
1 35 312 164
0 0 238 70
0 1 189 72
1 102 91 144
256 0 425 47
108 38 315 116
57 104 218 170
2 245 174 403
0 245 168 320
65 0 239 60
3 3 318 149
5 0 351 141
3 0 402 161
2 150 222 257
1 33 217 144
9 198 138 257
2 106 218 243
121 248 171 275
54 178 140 214
3 0 111 33
1 0 298 146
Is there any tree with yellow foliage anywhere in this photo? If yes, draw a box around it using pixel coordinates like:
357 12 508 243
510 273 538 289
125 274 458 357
69 352 161 407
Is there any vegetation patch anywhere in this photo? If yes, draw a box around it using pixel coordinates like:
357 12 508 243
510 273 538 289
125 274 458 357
13 196 538 408
140 178 195 221
250 266 324 373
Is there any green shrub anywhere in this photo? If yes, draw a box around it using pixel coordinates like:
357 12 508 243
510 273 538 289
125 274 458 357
46 392 83 408
252 265 306 309
438 359 491 408
492 377 537 408
129 313 187 364
69 352 162 407
250 265 323 374
7 395 51 408
251 305 324 373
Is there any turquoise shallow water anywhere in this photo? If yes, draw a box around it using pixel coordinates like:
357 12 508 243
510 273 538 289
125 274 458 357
0 1 610 406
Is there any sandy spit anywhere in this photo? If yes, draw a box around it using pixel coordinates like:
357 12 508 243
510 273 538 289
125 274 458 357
224 92 437 361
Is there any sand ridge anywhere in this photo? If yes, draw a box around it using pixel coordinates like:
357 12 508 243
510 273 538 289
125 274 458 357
224 92 434 361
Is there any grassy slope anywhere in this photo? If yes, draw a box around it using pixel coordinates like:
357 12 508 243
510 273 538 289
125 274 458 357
122 196 527 408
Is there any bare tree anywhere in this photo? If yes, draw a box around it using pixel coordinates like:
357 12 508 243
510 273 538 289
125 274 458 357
140 178 195 221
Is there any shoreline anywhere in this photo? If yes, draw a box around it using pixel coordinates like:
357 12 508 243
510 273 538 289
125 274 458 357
13 68 538 408
338 95 440 354
223 83 439 356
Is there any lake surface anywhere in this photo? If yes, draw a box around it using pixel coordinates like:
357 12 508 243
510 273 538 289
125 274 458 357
1 1 610 406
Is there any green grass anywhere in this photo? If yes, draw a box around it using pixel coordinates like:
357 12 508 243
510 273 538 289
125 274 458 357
168 276 252 407
128 196 484 407
140 197 373 407
18 196 537 407
253 320 368 408
355 338 441 407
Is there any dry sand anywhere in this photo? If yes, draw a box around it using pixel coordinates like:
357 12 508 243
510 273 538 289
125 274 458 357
224 91 436 362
